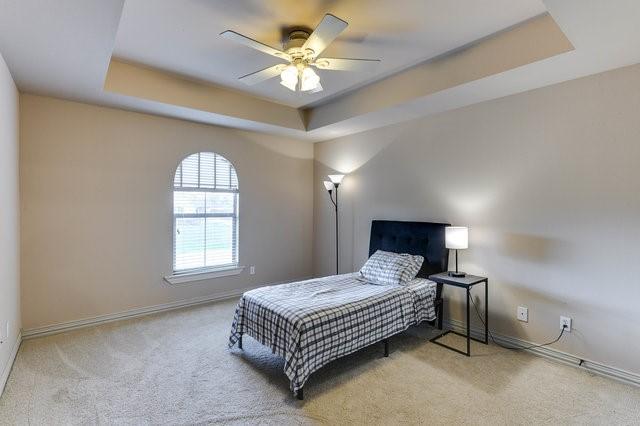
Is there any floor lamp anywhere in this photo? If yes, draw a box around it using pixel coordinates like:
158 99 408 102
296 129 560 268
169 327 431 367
323 174 345 275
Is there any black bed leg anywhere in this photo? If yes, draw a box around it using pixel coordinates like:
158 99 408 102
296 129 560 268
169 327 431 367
383 339 389 357
238 334 243 350
296 387 304 400
437 301 444 330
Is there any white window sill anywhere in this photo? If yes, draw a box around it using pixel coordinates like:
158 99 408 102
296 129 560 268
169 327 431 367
164 265 245 285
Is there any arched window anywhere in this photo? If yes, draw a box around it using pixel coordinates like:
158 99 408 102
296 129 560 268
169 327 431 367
173 152 238 272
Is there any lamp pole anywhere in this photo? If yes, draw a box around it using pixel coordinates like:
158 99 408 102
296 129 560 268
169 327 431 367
334 185 339 274
324 175 345 275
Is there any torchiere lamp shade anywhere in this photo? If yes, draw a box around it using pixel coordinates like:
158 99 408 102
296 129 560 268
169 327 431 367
328 174 345 185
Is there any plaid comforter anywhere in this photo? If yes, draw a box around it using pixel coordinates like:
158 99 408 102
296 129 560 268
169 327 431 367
228 273 437 392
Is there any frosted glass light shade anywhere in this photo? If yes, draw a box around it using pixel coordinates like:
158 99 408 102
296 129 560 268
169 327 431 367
280 79 297 91
445 226 468 249
328 174 345 184
300 66 320 91
323 181 334 191
280 65 298 91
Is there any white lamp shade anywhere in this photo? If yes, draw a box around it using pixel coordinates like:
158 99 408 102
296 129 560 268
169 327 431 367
328 174 345 184
323 181 334 191
280 65 298 91
445 226 468 249
300 66 320 91
280 79 297 91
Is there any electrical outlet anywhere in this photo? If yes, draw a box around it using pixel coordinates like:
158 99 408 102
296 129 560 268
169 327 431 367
560 316 572 332
249 266 255 275
517 306 528 322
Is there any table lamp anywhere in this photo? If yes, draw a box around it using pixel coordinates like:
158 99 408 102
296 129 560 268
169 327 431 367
445 226 468 277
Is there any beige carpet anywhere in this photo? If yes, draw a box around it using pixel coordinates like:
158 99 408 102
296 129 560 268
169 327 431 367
1 299 639 425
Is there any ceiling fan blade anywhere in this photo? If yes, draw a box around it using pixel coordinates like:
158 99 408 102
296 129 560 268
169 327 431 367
220 30 290 61
302 14 348 58
238 64 286 85
313 57 381 71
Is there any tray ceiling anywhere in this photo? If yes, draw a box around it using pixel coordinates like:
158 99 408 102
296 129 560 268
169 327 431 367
1 0 639 141
112 0 546 108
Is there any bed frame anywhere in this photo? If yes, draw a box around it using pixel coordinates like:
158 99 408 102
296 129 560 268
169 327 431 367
238 220 450 400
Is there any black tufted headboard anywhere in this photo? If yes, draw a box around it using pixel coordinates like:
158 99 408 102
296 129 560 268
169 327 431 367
368 220 450 279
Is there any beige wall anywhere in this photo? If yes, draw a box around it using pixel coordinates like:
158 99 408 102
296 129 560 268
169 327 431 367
314 63 640 375
0 52 20 390
14 54 640 377
20 95 313 330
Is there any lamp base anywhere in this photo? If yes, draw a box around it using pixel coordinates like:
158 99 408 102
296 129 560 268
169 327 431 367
448 271 467 278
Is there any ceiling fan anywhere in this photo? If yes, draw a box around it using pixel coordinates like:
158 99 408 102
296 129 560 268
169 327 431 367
220 14 380 93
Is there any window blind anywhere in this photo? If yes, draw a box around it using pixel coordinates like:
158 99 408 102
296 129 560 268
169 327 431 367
173 152 238 272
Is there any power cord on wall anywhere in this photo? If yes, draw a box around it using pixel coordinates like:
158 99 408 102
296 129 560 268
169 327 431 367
468 295 567 351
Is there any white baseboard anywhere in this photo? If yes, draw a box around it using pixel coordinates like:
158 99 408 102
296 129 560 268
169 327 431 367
1 331 22 397
22 276 312 340
444 318 640 388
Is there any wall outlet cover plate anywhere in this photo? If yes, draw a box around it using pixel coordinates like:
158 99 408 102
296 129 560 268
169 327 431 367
560 316 572 332
517 306 528 322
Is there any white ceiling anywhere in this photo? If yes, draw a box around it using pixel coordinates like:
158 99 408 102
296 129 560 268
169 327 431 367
0 0 639 142
0 0 124 98
113 0 546 108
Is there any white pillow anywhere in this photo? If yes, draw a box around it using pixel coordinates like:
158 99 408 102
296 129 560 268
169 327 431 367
359 250 424 286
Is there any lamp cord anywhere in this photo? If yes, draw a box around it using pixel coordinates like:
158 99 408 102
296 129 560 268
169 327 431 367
468 293 566 351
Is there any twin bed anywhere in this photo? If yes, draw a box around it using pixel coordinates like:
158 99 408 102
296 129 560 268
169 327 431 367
228 220 450 399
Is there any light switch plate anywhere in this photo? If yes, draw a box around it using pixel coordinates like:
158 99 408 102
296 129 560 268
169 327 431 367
517 306 528 322
249 266 255 275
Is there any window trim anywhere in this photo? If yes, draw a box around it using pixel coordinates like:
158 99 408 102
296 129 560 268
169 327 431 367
164 265 245 285
171 152 240 276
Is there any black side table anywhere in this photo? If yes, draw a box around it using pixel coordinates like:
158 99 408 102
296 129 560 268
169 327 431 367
428 272 488 356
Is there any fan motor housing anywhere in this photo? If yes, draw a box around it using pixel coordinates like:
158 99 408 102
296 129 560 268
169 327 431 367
284 29 312 57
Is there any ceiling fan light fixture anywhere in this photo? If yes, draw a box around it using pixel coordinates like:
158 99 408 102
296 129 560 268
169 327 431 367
222 14 379 94
300 66 320 91
280 64 299 91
